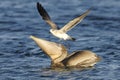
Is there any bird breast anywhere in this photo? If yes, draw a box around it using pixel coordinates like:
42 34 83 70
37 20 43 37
50 29 69 40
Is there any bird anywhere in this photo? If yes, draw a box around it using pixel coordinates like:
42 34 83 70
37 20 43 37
37 2 90 41
30 35 101 68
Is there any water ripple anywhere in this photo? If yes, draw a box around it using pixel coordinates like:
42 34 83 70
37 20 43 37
0 0 120 80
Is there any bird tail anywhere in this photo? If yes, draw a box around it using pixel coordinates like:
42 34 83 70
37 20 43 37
71 37 76 41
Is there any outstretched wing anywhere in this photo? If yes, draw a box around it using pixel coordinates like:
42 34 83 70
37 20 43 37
60 9 90 32
37 2 58 29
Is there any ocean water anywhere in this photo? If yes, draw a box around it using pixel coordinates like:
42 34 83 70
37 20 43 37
0 0 120 80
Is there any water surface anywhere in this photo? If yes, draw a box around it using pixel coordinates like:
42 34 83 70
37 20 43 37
0 0 120 80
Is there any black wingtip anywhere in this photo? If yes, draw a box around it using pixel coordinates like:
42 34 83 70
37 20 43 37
37 2 39 6
37 2 42 9
37 2 39 4
36 2 51 20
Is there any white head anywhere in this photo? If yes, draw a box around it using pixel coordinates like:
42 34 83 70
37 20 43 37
50 29 55 34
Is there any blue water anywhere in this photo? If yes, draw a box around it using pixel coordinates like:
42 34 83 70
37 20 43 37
0 0 120 80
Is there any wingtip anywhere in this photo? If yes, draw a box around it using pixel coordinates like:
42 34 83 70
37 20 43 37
37 2 39 5
30 35 38 40
86 7 94 13
36 2 41 9
86 8 91 13
36 2 51 21
88 7 93 10
29 35 34 39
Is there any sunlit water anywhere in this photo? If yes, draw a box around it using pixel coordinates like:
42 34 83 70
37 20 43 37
0 0 120 80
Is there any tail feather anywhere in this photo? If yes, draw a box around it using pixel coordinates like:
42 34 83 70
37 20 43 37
71 37 76 41
67 37 76 41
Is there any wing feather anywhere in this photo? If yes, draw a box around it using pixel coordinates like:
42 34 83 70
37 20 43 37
37 2 58 29
60 9 90 32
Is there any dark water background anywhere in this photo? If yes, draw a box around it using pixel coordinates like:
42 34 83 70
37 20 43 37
0 0 120 80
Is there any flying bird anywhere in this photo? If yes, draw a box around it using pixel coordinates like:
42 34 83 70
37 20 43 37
37 2 90 41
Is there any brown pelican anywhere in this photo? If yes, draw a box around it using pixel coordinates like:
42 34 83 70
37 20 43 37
30 35 100 68
37 2 90 41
